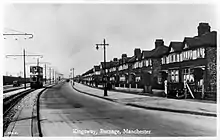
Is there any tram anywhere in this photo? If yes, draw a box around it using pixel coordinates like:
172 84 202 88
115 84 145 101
30 66 43 89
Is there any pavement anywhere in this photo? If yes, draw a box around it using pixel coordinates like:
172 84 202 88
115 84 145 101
72 82 217 117
3 83 58 137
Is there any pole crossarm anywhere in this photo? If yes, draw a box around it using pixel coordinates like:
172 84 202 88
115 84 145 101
26 62 51 65
3 33 33 38
6 54 43 57
96 43 109 46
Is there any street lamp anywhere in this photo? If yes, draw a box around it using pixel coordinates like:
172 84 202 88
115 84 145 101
96 39 109 96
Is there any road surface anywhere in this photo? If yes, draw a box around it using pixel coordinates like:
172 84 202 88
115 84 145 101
39 82 216 137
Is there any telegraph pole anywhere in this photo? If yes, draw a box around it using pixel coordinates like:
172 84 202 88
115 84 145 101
53 69 55 83
96 39 109 96
3 32 34 89
23 49 26 88
70 68 74 83
6 53 42 89
49 67 51 84
45 64 47 84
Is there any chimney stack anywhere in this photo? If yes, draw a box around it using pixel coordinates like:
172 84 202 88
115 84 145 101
155 39 164 48
198 22 210 36
122 54 127 58
134 48 141 57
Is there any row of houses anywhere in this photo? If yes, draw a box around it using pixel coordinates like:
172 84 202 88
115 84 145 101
78 23 217 100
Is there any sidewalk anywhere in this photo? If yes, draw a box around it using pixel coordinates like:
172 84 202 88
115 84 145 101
4 83 57 137
72 82 217 117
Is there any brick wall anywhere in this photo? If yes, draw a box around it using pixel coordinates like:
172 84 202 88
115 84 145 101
206 47 217 89
152 58 162 88
205 47 217 99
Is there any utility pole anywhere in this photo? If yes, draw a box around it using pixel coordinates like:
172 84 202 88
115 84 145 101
6 53 42 89
23 49 26 88
70 68 74 83
3 32 34 89
96 38 109 96
53 69 55 83
45 64 47 84
49 67 52 84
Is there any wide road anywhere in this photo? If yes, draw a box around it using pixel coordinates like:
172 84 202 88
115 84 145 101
39 82 216 137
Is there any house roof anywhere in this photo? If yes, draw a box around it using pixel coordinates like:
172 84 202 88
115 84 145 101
184 31 216 48
128 56 136 63
152 45 169 58
108 60 119 67
142 50 154 58
82 68 94 76
142 45 169 59
117 56 132 65
101 62 111 69
94 65 100 71
169 42 184 52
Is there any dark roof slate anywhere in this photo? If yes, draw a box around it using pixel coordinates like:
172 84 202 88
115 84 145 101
169 42 184 52
142 45 169 59
184 31 216 48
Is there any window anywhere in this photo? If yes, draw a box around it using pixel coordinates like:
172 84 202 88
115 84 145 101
110 77 115 81
146 59 149 66
177 54 180 62
198 48 205 58
166 56 169 64
143 60 146 66
174 54 176 62
149 59 152 66
180 53 183 62
200 48 205 58
193 50 197 60
161 57 166 64
182 68 194 83
189 50 193 59
197 49 200 58
139 61 142 68
120 76 125 81
170 54 172 63
135 76 141 82
169 70 179 83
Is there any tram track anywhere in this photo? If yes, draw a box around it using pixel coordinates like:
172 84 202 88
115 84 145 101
3 85 30 94
3 89 36 134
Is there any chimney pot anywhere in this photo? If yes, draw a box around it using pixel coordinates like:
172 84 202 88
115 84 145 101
113 58 118 61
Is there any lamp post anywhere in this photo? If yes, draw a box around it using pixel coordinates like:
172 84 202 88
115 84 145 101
96 39 109 96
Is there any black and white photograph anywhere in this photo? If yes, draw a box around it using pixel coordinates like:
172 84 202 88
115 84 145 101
1 0 218 139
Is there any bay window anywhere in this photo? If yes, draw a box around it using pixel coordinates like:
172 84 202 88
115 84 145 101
135 76 141 82
169 69 179 83
120 76 125 82
182 68 194 83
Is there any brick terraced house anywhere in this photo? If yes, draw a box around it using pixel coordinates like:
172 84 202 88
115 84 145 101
161 23 217 99
80 23 217 100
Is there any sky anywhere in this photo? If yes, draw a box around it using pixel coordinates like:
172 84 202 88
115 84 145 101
2 2 218 78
